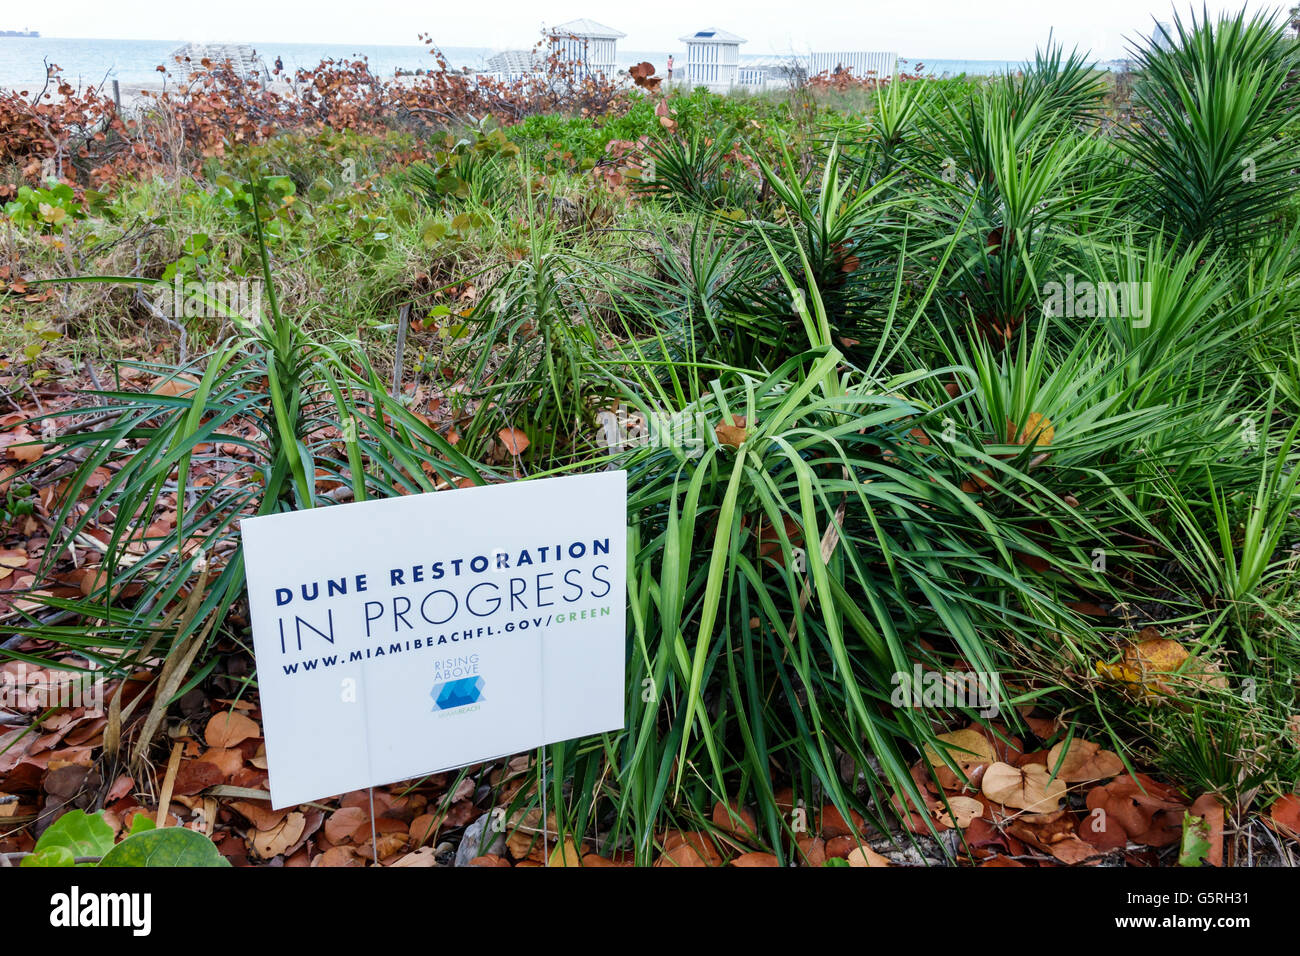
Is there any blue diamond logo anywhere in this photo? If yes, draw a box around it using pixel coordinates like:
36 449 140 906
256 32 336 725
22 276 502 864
431 676 485 710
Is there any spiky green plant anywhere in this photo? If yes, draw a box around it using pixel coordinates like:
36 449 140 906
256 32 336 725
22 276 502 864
1123 7 1300 250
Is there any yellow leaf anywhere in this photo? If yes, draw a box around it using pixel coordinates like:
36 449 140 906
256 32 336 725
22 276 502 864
923 728 996 775
548 838 584 867
1007 412 1054 447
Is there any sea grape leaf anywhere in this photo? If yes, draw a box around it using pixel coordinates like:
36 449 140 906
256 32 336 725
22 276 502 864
99 827 230 868
29 808 115 863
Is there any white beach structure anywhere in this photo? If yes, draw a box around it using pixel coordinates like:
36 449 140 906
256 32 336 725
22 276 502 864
679 28 745 89
169 42 268 83
486 49 540 74
547 18 625 78
809 51 898 79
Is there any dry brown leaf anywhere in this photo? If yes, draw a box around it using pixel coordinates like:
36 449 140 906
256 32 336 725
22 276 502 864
505 809 555 860
846 846 891 867
6 440 43 464
497 426 530 455
712 800 757 837
935 795 985 829
1108 634 1225 701
408 812 439 847
824 835 857 859
195 747 245 780
1077 805 1130 851
1189 794 1225 866
1041 834 1106 864
982 761 1066 813
172 759 223 796
715 415 749 448
230 800 289 831
249 744 268 770
796 836 826 865
1268 793 1300 842
312 845 362 867
1085 774 1186 846
1047 738 1125 783
324 806 368 844
204 711 260 749
228 801 289 832
251 811 306 859
820 803 867 838
149 375 200 398
655 98 677 132
360 832 407 861
391 846 438 867
656 831 723 867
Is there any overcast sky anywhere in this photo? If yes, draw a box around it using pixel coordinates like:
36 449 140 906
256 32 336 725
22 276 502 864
13 1 1286 59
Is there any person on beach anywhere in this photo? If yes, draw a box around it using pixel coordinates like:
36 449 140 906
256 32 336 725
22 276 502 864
274 56 284 74
666 54 673 79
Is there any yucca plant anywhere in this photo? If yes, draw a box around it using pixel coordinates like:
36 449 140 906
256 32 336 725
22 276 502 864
1153 702 1300 819
841 73 936 184
1123 7 1300 250
747 139 900 324
911 97 1112 348
633 124 758 213
1012 41 1108 131
452 178 611 463
1240 222 1300 416
1151 406 1300 662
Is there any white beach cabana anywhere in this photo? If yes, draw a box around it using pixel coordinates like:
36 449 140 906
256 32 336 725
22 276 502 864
169 42 268 83
547 18 625 78
809 51 898 79
678 28 745 89
486 49 540 73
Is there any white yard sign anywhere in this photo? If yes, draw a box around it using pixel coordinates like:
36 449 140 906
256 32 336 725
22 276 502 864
240 472 627 808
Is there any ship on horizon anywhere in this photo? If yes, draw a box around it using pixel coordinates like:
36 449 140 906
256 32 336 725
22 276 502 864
0 28 40 38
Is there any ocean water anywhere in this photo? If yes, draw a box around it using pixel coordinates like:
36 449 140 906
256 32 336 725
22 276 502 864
0 38 494 92
907 59 1027 76
0 37 1025 93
